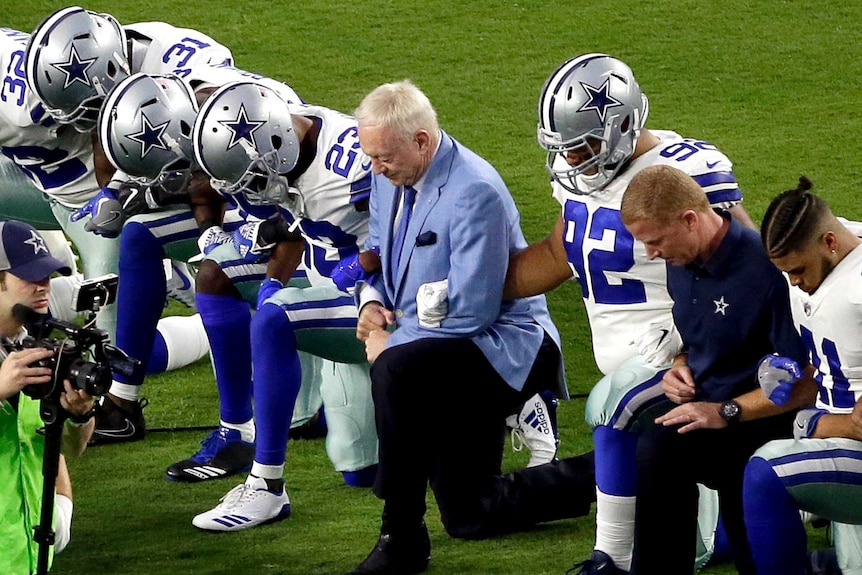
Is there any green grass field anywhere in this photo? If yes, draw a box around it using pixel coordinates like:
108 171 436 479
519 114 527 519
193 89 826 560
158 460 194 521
7 1 860 573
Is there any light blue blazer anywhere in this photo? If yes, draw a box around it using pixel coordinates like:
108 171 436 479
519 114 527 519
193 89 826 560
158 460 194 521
367 131 565 394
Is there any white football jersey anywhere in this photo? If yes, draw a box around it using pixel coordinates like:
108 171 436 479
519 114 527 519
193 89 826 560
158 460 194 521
185 62 301 105
278 103 372 286
125 23 232 77
787 244 862 413
553 130 743 374
0 28 97 206
0 23 234 208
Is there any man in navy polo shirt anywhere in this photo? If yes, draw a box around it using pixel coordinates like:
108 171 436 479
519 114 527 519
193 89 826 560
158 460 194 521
619 165 818 575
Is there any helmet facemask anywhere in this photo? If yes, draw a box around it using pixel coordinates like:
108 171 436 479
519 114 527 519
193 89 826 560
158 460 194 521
537 53 649 195
193 81 300 207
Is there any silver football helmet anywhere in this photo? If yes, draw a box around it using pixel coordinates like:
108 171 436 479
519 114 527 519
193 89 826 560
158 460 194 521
25 6 130 132
193 81 299 205
99 73 199 193
537 53 649 195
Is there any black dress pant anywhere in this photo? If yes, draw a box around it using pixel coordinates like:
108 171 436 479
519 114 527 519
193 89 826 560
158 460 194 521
631 407 795 575
370 333 595 539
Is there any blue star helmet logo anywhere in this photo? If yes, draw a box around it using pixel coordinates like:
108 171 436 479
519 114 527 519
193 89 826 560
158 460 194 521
219 104 265 150
52 45 97 89
128 113 170 158
577 78 624 123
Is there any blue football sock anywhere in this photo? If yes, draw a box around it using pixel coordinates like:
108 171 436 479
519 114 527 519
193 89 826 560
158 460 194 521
251 302 301 466
115 222 166 384
712 513 732 563
343 464 378 488
743 456 808 575
146 332 168 374
197 292 253 425
593 424 638 495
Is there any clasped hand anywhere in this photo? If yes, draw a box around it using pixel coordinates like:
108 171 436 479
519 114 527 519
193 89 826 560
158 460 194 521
757 355 801 405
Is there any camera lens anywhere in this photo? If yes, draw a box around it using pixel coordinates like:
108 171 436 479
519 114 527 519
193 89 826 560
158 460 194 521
68 360 112 396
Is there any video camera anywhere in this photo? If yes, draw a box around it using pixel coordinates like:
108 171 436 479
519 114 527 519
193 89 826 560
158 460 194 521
15 274 138 417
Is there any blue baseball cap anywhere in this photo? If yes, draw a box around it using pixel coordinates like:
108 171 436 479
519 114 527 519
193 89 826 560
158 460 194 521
0 220 72 282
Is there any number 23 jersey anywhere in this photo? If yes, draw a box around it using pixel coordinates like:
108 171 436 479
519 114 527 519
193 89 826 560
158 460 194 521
552 129 743 374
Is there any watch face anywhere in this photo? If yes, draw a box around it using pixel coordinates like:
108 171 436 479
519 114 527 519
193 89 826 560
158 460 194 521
721 400 740 421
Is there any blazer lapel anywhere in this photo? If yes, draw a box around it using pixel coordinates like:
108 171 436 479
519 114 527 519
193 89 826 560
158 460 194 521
393 132 455 294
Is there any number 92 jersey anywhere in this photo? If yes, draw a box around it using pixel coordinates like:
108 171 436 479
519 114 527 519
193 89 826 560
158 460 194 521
786 244 862 414
553 129 743 375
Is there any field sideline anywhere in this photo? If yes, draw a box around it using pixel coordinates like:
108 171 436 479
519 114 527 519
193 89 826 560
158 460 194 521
7 1 861 574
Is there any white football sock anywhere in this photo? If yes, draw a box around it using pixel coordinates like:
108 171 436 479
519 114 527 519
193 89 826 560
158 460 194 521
595 488 636 571
250 462 284 481
109 382 140 403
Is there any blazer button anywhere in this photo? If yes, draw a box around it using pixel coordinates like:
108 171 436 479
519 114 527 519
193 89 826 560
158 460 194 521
395 309 404 318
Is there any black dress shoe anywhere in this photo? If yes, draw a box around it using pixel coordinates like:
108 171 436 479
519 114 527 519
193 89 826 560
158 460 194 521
346 523 431 575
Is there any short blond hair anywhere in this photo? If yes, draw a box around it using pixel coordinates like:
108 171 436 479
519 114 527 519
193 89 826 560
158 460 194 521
621 165 711 227
354 80 439 143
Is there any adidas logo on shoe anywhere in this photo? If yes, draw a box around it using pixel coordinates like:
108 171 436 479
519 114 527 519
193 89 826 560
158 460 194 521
523 400 552 436
508 392 559 467
192 476 291 532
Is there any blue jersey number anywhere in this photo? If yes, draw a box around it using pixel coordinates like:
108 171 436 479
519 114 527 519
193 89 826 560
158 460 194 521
659 139 717 162
800 326 855 409
325 127 371 177
1 49 26 106
563 201 646 305
1 145 88 190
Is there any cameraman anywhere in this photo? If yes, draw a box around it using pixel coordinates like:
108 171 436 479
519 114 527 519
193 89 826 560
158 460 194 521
0 220 95 574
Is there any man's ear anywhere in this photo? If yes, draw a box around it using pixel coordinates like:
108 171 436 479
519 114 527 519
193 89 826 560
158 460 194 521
415 130 431 151
681 209 699 230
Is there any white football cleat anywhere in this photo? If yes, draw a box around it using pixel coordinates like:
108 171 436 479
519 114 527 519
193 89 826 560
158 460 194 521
507 392 559 467
164 259 196 308
192 475 291 532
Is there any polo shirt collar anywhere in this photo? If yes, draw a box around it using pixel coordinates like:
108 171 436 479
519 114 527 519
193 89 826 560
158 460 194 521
684 209 737 276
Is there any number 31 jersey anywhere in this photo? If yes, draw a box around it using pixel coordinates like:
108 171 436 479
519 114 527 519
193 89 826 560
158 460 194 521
787 243 862 414
553 129 743 374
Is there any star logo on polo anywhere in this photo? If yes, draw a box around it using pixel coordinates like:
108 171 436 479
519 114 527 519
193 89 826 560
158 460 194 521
577 78 623 123
24 231 48 255
219 104 265 150
714 295 730 315
51 45 97 89
128 113 170 158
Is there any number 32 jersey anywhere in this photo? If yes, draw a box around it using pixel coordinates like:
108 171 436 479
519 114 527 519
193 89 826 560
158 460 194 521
553 130 743 374
0 23 231 207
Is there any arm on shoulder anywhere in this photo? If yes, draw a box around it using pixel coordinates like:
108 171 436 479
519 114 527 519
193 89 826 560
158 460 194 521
504 216 572 299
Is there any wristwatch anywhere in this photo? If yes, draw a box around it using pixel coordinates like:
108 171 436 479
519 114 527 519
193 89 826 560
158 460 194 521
719 399 741 424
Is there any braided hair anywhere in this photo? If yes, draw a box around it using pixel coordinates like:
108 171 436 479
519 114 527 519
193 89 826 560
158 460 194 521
761 176 831 258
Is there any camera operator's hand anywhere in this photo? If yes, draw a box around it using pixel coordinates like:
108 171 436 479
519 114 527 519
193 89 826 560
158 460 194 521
0 348 54 401
59 379 96 419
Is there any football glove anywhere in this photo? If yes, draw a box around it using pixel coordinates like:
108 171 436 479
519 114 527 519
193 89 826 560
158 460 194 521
256 277 283 310
331 247 381 293
69 186 126 238
116 180 161 217
633 322 683 368
757 355 802 406
793 407 827 440
197 225 233 256
232 220 276 263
